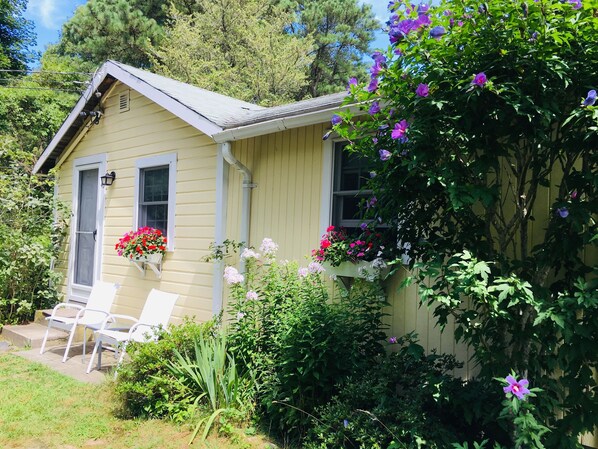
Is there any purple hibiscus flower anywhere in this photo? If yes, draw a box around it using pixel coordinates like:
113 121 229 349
416 83 430 97
367 78 379 93
347 77 358 90
569 0 582 9
430 26 446 39
369 101 381 115
379 149 392 161
417 3 429 13
472 72 487 87
557 207 569 218
415 14 432 28
391 120 409 140
583 89 596 106
503 375 531 400
331 115 342 126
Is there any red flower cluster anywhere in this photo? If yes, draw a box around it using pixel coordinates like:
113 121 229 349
313 225 392 267
115 226 167 259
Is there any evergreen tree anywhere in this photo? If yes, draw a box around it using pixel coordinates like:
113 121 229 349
150 1 313 106
59 0 165 67
0 0 34 75
279 0 379 97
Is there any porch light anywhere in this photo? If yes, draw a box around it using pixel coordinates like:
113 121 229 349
100 171 116 187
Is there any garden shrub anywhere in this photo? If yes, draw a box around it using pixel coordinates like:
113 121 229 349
0 138 66 326
304 334 505 449
225 240 388 442
114 318 216 421
333 0 598 445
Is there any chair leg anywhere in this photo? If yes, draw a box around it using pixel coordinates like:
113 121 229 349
82 327 87 363
40 319 53 355
62 324 77 363
86 337 102 374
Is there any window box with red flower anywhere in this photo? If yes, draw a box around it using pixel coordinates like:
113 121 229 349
115 227 167 278
313 225 394 282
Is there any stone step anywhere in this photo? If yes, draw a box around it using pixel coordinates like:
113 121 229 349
1 322 69 349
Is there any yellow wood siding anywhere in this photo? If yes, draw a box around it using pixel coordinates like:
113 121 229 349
55 82 217 323
224 125 474 376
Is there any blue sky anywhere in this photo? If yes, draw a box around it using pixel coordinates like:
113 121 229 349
24 0 390 62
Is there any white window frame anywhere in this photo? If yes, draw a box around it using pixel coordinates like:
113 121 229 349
320 139 375 234
134 153 177 251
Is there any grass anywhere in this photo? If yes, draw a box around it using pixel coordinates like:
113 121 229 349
0 353 273 449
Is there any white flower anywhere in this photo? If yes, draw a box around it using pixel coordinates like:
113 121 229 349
240 248 260 260
308 261 325 274
298 267 309 278
329 274 338 281
246 291 258 300
223 266 244 285
236 312 245 320
372 258 387 269
259 238 279 256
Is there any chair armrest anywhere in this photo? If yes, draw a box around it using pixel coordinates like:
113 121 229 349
48 302 84 318
127 322 159 340
74 307 110 321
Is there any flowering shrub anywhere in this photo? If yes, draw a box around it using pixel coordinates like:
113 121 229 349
115 226 167 259
333 0 598 444
313 225 394 266
224 238 388 442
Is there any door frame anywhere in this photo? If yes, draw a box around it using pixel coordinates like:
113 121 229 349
67 154 107 304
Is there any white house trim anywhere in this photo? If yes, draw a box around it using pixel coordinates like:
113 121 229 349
68 153 107 304
133 153 177 251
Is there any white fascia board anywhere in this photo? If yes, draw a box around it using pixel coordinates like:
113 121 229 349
212 104 364 143
33 64 109 174
34 61 223 174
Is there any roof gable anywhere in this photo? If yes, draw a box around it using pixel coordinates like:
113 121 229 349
34 61 349 173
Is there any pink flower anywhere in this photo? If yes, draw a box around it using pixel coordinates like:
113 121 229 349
391 120 409 140
298 267 309 278
308 261 325 274
246 291 258 301
223 266 244 285
503 375 530 400
472 72 487 87
415 83 429 97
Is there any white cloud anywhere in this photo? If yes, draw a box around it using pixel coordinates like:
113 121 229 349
26 0 69 30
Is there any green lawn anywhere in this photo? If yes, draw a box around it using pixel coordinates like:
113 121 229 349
0 354 270 449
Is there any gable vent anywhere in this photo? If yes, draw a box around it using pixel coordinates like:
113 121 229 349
119 90 130 112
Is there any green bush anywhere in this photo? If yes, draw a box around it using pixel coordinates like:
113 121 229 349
114 318 216 421
225 241 388 441
0 139 66 326
167 329 256 443
304 334 505 449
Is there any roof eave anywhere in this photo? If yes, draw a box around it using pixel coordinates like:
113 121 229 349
212 103 363 143
34 61 224 174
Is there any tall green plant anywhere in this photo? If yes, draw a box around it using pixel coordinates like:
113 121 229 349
225 239 388 441
333 0 598 446
0 139 66 325
168 329 255 443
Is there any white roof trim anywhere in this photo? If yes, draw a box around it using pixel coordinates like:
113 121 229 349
212 104 363 143
34 61 224 174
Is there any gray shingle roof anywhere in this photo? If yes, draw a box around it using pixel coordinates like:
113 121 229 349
112 61 266 129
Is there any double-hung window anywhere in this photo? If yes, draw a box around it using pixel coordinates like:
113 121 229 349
135 154 176 250
331 142 374 231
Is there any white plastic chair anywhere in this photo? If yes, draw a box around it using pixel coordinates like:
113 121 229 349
40 280 119 362
86 288 179 375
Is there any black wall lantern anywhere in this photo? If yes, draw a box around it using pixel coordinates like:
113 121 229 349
101 171 116 186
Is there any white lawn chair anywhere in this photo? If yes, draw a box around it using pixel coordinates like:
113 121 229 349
40 280 119 362
86 288 179 375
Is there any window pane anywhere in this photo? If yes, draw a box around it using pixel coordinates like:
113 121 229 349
143 167 169 202
144 204 168 234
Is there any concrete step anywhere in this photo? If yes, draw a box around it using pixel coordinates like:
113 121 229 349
1 322 69 349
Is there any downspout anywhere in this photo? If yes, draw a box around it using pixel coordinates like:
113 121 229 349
212 141 254 315
221 141 255 269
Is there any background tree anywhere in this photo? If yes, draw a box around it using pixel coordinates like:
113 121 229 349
278 0 379 97
58 0 166 67
0 0 34 76
150 1 313 105
335 0 598 446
